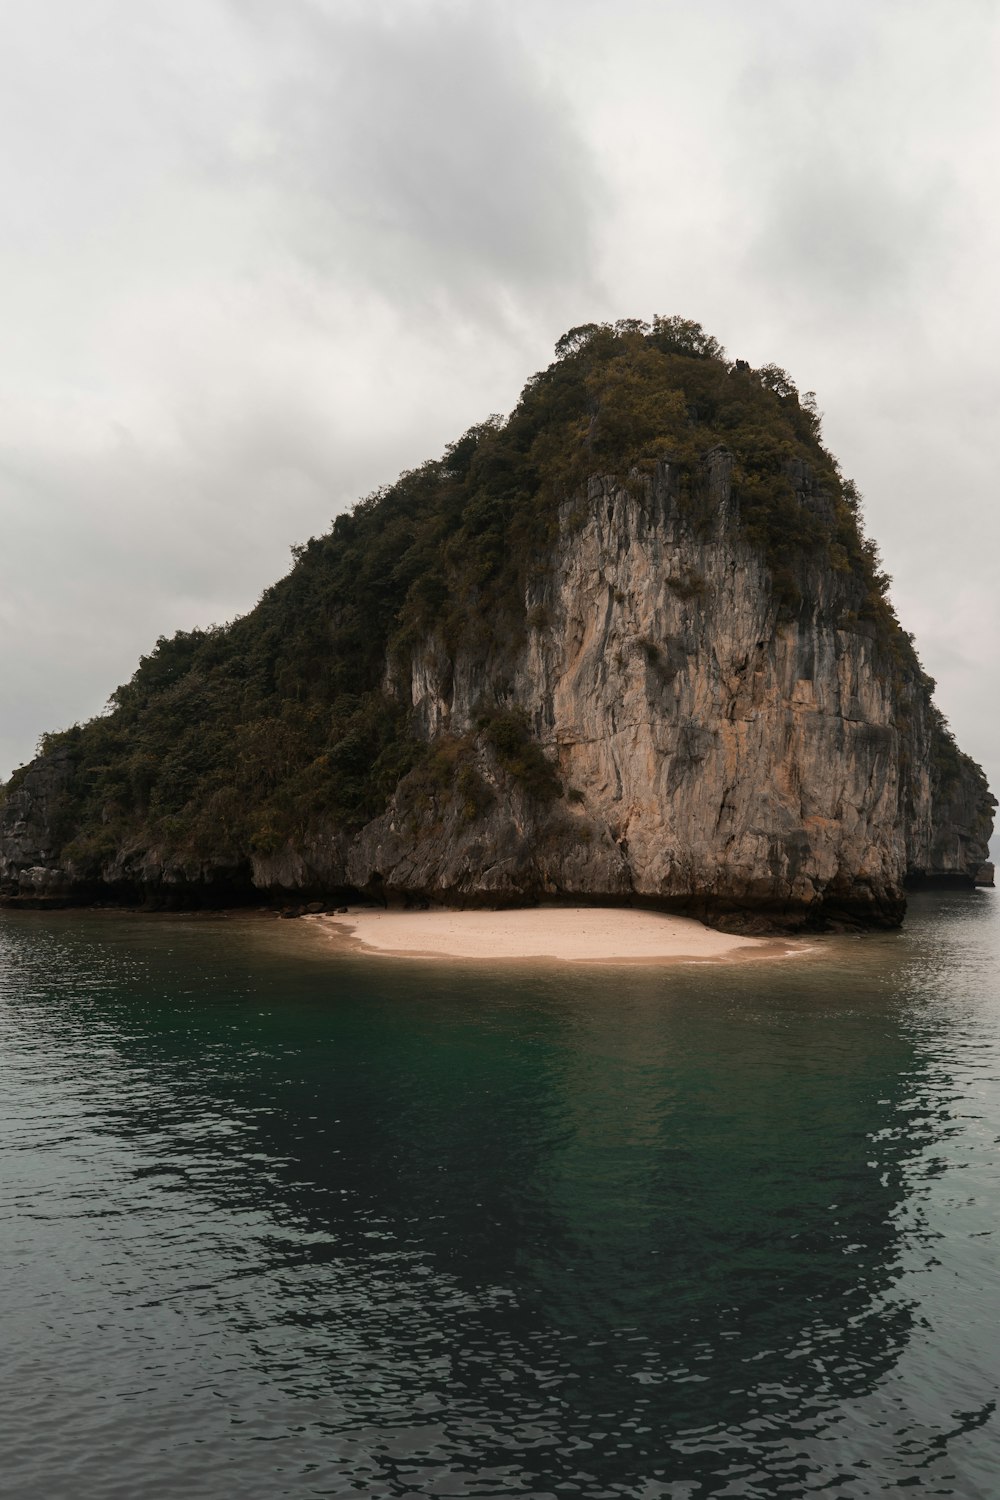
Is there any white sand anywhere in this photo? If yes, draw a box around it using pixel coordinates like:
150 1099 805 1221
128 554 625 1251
317 905 789 963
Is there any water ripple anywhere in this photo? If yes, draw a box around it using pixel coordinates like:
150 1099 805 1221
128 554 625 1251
2 894 999 1496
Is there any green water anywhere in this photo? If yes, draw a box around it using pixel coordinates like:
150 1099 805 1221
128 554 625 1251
2 892 999 1497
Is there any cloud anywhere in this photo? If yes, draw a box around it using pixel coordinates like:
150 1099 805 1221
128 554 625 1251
743 155 953 314
230 0 604 313
727 7 971 318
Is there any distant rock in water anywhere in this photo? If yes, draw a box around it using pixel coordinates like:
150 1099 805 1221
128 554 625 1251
1 317 994 928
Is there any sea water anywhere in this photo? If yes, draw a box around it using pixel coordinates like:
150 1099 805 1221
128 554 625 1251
1 892 998 1498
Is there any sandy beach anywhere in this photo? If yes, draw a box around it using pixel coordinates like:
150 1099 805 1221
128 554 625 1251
316 905 796 964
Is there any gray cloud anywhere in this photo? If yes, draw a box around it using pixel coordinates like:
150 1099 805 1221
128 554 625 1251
744 155 952 311
241 1 603 304
730 7 971 315
198 0 606 338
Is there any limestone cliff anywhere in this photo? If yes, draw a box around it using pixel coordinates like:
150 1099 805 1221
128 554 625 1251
347 459 992 927
1 319 993 927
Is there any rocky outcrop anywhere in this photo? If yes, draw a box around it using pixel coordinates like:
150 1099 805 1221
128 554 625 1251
343 458 993 927
0 748 78 903
1 455 993 927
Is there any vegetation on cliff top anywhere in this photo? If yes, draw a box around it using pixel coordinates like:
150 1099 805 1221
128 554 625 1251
0 316 975 877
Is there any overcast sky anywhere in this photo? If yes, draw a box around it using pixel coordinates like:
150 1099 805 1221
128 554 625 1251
2 0 998 830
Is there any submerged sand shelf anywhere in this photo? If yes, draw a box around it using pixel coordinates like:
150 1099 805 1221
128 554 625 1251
315 905 797 964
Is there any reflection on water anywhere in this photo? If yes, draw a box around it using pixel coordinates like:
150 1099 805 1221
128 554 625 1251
2 893 999 1497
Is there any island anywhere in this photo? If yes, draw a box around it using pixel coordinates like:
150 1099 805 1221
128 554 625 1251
1 317 993 931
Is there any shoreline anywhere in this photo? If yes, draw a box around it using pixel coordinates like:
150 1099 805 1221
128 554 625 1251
312 904 806 965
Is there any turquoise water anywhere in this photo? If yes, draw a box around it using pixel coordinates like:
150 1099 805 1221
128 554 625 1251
2 893 999 1498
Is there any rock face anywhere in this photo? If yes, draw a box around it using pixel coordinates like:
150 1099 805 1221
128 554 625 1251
0 748 77 902
1 451 991 928
346 458 993 927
